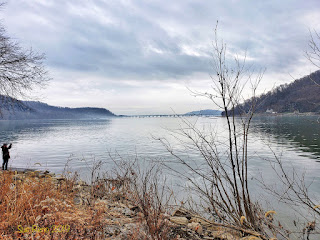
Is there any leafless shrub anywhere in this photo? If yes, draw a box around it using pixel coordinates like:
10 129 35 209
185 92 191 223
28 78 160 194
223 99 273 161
258 147 320 239
155 23 290 239
61 157 79 192
106 154 173 240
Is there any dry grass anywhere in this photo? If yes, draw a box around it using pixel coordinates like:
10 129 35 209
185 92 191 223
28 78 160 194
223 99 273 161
0 170 106 239
0 165 174 240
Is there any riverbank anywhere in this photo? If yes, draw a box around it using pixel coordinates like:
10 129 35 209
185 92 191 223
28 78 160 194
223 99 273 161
0 169 266 240
254 111 320 117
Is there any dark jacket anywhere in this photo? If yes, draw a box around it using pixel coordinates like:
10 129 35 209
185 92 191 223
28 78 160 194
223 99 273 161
1 144 12 159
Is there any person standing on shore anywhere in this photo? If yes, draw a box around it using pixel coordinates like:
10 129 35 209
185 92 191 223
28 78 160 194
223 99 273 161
1 143 12 170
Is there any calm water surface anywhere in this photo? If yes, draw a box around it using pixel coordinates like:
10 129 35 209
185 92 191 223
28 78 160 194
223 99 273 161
0 115 319 183
0 115 320 229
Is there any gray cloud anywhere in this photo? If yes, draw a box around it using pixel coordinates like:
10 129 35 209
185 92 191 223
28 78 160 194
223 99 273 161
4 0 320 78
1 0 320 113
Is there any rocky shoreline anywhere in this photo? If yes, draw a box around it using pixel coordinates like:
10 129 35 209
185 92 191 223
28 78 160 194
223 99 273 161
0 169 264 240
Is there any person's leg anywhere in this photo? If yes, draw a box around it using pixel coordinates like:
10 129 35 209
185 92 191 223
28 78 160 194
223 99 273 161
2 159 4 170
4 158 8 170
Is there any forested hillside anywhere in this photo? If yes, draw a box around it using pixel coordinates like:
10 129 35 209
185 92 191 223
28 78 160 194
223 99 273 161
232 70 320 114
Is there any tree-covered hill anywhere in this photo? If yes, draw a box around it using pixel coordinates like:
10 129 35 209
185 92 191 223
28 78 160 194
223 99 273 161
231 70 320 114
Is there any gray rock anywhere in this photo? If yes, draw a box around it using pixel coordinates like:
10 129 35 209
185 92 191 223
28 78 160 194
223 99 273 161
170 216 189 225
104 225 121 237
122 208 134 216
73 196 82 205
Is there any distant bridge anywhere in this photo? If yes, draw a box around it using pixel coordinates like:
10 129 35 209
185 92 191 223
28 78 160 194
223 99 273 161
118 114 219 118
122 114 181 118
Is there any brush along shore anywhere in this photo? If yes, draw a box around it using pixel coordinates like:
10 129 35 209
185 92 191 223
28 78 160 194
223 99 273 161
0 169 266 239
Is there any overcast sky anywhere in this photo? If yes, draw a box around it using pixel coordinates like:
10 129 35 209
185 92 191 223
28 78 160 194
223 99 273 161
2 0 320 115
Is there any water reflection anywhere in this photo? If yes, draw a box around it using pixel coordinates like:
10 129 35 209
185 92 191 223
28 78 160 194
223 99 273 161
252 116 320 161
1 116 319 173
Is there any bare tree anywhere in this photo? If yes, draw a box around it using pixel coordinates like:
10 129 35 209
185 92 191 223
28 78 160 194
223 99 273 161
0 11 49 111
306 30 320 69
306 29 320 86
156 24 290 239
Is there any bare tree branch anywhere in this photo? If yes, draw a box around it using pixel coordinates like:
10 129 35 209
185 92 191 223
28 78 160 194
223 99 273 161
0 14 49 113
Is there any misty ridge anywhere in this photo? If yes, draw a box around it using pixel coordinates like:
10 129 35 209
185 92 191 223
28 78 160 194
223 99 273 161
0 97 115 120
184 109 222 116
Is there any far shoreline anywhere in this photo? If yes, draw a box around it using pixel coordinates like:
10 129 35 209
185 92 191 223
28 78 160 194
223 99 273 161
253 111 320 117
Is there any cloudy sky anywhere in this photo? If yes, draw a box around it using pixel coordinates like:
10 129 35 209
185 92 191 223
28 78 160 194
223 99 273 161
2 0 320 115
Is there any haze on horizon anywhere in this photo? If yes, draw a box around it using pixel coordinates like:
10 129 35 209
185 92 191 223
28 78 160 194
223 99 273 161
2 0 320 115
